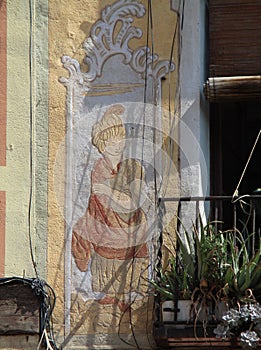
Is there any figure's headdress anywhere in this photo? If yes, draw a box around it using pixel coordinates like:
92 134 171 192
92 104 126 152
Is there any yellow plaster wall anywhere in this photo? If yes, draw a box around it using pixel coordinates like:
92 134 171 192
48 0 179 346
0 0 179 348
2 1 34 277
0 0 49 281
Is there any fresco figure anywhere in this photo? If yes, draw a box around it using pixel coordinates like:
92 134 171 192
71 104 149 309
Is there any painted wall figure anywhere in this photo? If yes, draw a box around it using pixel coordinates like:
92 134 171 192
71 104 149 309
57 0 177 343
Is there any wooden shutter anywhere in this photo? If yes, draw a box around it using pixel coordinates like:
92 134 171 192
205 0 261 101
0 280 42 335
209 0 261 77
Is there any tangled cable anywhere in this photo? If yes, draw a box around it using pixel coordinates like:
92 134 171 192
0 277 58 350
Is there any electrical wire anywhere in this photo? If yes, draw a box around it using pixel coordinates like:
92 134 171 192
0 277 58 349
153 0 183 264
159 0 183 199
232 129 261 201
58 1 182 347
117 1 156 349
121 1 155 348
28 2 59 347
151 0 184 331
28 0 38 278
145 3 163 348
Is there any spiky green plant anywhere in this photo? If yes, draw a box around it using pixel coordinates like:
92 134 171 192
150 217 228 303
176 217 227 293
223 229 261 304
149 256 192 301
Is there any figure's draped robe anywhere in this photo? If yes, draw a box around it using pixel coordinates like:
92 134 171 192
72 157 149 295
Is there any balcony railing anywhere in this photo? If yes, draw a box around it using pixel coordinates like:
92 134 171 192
159 194 261 238
154 195 261 348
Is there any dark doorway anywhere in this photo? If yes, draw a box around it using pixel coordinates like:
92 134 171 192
210 101 261 230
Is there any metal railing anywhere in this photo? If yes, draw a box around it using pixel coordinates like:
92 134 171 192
159 194 261 232
154 195 261 324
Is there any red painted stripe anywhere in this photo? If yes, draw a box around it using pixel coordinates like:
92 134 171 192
0 0 7 166
0 192 5 276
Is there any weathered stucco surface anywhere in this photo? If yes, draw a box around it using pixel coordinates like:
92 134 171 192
48 0 178 348
4 0 33 277
0 0 180 348
0 1 48 348
48 0 179 348
2 0 48 279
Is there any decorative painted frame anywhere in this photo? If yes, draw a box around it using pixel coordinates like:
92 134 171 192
60 0 175 334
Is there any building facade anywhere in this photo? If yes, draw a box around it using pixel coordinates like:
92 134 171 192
2 0 260 349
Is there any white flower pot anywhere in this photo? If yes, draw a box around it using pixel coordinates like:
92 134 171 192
177 300 192 322
162 300 192 322
162 300 175 322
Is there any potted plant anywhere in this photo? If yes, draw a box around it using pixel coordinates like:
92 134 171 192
152 216 261 347
176 218 228 325
214 229 261 349
150 217 228 327
214 303 261 349
149 256 192 322
221 229 261 305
